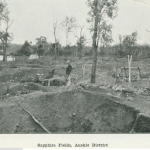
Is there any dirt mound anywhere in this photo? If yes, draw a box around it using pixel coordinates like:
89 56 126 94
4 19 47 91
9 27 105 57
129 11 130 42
0 68 37 82
28 59 44 65
1 88 150 133
0 68 56 83
13 90 141 133
8 83 49 96
0 98 45 133
134 115 150 133
14 69 40 82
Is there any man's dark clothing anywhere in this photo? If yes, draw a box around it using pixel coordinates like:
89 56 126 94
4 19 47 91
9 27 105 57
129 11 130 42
66 64 72 76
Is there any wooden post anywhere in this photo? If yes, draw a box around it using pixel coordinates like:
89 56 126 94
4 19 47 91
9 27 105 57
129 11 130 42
66 75 71 86
82 65 85 81
124 67 127 77
128 55 132 87
115 63 118 83
123 67 126 82
48 79 51 87
137 67 141 80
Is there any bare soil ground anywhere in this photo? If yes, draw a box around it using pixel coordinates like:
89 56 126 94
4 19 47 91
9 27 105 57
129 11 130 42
1 56 150 133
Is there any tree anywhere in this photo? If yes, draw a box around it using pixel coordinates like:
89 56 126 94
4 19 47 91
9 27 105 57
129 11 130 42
0 1 7 22
17 41 31 56
77 35 87 59
2 12 13 61
87 0 118 83
0 1 13 61
61 16 76 46
36 36 47 56
73 25 87 59
122 31 138 55
118 35 123 51
98 21 113 48
53 16 62 59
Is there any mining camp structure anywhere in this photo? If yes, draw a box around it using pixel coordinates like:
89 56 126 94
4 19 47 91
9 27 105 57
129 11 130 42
29 54 39 60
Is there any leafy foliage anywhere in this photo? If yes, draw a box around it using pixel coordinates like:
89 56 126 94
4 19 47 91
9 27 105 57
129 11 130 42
17 41 31 56
36 36 48 56
0 1 13 61
122 31 138 54
87 0 117 48
98 21 113 47
0 0 7 21
76 36 87 59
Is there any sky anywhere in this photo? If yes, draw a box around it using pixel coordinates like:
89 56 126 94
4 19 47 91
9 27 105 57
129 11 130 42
4 0 150 45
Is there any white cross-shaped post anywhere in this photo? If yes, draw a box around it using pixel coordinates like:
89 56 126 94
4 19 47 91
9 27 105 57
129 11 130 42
128 55 132 87
82 65 85 81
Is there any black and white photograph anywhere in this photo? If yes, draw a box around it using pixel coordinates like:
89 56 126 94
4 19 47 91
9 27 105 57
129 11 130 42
0 0 150 135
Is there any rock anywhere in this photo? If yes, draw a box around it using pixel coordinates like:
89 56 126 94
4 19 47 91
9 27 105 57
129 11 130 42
107 85 112 89
127 98 131 101
92 85 99 88
123 88 134 93
141 90 150 96
112 85 118 90
116 86 124 91
68 131 72 133
146 87 150 91
79 84 87 89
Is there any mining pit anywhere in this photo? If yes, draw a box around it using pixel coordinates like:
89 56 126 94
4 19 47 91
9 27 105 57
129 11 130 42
1 89 150 133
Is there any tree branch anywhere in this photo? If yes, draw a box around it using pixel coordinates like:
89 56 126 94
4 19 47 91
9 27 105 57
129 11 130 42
80 25 84 38
70 30 79 40
6 19 14 32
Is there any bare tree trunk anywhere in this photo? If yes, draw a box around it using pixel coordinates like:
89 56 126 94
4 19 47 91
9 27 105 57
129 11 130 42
3 41 7 62
91 47 98 83
115 63 118 83
54 42 57 60
57 47 59 57
120 43 122 51
66 31 68 47
3 52 6 61
53 24 57 60
91 0 98 83
82 65 85 81
78 46 82 60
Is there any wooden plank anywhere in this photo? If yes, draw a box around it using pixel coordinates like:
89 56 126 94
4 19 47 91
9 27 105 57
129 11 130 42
121 67 142 69
48 79 51 87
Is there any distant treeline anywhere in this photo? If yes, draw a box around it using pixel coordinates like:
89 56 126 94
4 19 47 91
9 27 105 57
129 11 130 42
7 42 150 60
100 44 150 59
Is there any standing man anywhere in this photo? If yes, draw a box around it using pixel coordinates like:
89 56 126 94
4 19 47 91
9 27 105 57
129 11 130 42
66 60 72 86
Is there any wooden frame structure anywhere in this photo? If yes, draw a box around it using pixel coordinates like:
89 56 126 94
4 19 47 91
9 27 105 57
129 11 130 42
120 66 141 82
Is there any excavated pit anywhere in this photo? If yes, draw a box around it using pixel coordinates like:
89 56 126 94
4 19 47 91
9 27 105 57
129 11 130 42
1 89 150 133
10 89 150 134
